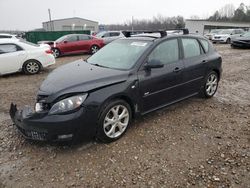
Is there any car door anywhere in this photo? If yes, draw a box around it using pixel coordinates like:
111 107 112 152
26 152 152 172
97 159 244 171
138 38 184 113
78 35 92 53
0 43 27 75
180 37 207 96
60 35 79 54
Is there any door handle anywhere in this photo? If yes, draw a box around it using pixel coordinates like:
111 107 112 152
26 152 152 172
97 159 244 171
202 60 208 63
173 67 181 73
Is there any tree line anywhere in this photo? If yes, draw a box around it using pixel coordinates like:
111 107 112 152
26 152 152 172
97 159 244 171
103 3 250 31
103 15 185 31
209 3 250 22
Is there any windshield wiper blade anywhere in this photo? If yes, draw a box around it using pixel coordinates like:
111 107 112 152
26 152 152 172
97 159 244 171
91 63 109 68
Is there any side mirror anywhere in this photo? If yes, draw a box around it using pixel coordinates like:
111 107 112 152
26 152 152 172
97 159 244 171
144 59 164 70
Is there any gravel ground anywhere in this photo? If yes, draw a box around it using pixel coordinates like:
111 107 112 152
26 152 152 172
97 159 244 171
0 45 249 188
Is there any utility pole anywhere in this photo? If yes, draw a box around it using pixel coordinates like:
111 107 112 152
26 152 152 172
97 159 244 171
48 9 53 31
132 16 134 32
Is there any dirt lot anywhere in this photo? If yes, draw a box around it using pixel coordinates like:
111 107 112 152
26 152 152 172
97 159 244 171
0 45 249 188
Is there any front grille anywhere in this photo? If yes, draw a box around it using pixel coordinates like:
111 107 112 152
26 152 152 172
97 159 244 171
18 126 48 141
215 37 220 39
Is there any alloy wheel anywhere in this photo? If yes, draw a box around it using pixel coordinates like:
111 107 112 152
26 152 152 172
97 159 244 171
91 46 99 54
205 73 218 96
103 105 130 139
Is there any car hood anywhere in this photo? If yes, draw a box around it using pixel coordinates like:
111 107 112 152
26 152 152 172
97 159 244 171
38 60 129 101
214 34 229 37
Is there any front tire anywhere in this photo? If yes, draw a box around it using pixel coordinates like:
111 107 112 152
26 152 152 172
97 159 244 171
201 71 219 98
23 60 41 75
96 100 132 143
226 38 231 44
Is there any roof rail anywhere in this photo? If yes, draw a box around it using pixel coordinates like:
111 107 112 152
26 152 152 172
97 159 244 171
122 28 189 38
122 30 167 38
166 28 189 35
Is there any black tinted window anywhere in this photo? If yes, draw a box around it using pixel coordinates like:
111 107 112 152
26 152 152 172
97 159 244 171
0 44 18 54
200 39 209 53
148 39 179 65
182 38 201 58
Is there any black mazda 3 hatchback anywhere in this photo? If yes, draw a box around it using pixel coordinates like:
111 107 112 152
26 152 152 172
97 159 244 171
10 29 222 143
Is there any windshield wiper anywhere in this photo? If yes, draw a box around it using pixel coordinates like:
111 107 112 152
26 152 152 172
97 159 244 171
90 63 110 68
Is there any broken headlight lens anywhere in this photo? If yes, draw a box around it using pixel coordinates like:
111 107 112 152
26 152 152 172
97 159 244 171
49 94 87 115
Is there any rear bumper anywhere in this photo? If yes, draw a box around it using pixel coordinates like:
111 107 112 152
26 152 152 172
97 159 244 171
9 103 96 142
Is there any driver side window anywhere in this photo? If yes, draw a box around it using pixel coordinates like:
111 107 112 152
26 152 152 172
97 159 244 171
148 39 179 65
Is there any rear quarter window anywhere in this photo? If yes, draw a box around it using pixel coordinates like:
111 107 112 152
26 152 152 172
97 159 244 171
200 39 209 53
182 38 201 58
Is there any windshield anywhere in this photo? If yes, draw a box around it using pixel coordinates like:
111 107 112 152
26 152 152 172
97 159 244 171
87 39 151 70
243 32 250 37
210 29 220 34
219 30 233 34
55 35 68 43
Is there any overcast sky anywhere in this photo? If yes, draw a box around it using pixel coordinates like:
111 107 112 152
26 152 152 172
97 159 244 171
0 0 249 30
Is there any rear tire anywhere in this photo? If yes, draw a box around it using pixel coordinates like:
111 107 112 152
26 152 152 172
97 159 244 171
23 60 41 75
96 100 132 143
90 45 99 54
52 48 60 58
200 71 219 98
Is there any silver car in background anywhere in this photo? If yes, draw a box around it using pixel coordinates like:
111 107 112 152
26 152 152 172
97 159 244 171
95 31 125 44
212 29 245 44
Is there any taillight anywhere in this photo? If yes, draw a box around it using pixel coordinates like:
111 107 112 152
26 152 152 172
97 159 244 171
45 49 53 54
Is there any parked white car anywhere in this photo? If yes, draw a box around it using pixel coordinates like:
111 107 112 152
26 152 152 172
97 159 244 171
212 29 244 44
204 29 221 40
0 39 55 75
0 33 19 39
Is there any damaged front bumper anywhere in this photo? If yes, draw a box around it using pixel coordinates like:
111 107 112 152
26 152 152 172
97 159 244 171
9 103 95 141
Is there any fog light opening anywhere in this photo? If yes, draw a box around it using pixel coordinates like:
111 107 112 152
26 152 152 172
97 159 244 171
57 134 73 140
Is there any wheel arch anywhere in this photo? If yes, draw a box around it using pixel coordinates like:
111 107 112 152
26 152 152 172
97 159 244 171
22 59 42 70
99 94 136 119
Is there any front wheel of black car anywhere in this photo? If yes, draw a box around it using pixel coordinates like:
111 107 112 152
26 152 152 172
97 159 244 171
96 100 132 143
201 71 219 98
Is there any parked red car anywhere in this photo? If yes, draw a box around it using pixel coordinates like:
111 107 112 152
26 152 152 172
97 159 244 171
51 34 104 58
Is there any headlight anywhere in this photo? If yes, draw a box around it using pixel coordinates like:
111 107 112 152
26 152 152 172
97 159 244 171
49 94 87 115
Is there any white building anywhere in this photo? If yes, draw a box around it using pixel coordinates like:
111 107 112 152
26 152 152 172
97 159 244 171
186 19 250 34
43 17 99 32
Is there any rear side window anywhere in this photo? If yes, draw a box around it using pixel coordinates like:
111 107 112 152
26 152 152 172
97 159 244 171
110 32 120 37
103 33 110 37
182 38 201 58
0 44 18 54
200 39 209 53
67 35 78 42
0 35 12 39
79 35 91 40
148 39 179 65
